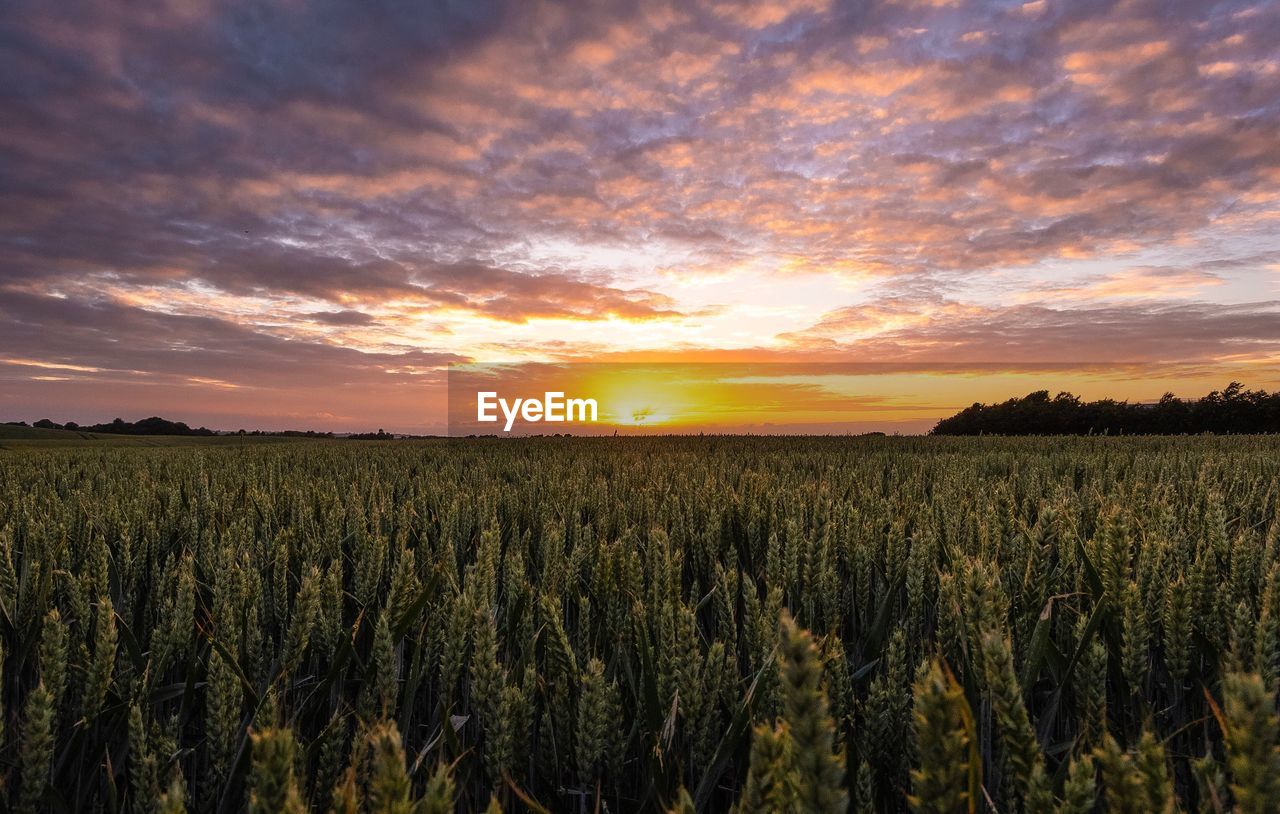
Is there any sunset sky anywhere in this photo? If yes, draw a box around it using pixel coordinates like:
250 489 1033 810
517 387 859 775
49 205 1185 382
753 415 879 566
3 0 1279 433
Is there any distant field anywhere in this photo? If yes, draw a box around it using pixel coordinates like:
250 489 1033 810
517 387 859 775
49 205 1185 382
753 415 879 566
0 424 310 447
0 424 117 441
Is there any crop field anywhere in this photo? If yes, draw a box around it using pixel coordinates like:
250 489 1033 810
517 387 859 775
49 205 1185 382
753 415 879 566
0 425 310 449
2 436 1280 813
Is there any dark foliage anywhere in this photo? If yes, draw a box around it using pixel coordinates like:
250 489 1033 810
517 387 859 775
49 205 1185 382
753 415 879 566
345 428 396 440
81 416 217 436
933 382 1280 435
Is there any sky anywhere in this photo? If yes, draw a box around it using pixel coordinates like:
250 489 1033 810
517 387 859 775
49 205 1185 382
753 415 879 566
2 0 1279 433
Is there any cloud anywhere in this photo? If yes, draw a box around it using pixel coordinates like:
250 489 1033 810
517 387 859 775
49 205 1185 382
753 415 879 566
2 0 1279 426
781 297 1280 364
1020 265 1224 302
0 291 463 389
306 310 378 326
7 0 1275 290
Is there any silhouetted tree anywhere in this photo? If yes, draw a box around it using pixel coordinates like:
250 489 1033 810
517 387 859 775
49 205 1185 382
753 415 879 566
932 383 1280 435
79 416 216 436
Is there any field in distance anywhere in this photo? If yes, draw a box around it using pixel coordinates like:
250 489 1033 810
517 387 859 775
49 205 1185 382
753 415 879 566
0 423 311 447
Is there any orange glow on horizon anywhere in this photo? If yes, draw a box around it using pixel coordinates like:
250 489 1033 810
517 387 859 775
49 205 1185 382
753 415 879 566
443 362 1280 436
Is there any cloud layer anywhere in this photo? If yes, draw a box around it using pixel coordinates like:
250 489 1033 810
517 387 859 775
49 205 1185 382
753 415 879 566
2 0 1279 429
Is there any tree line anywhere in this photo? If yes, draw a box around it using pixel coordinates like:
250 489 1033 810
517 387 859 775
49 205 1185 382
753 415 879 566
932 382 1280 435
22 416 218 436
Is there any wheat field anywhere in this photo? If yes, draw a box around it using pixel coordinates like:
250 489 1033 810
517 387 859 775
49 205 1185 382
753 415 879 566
2 436 1279 812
